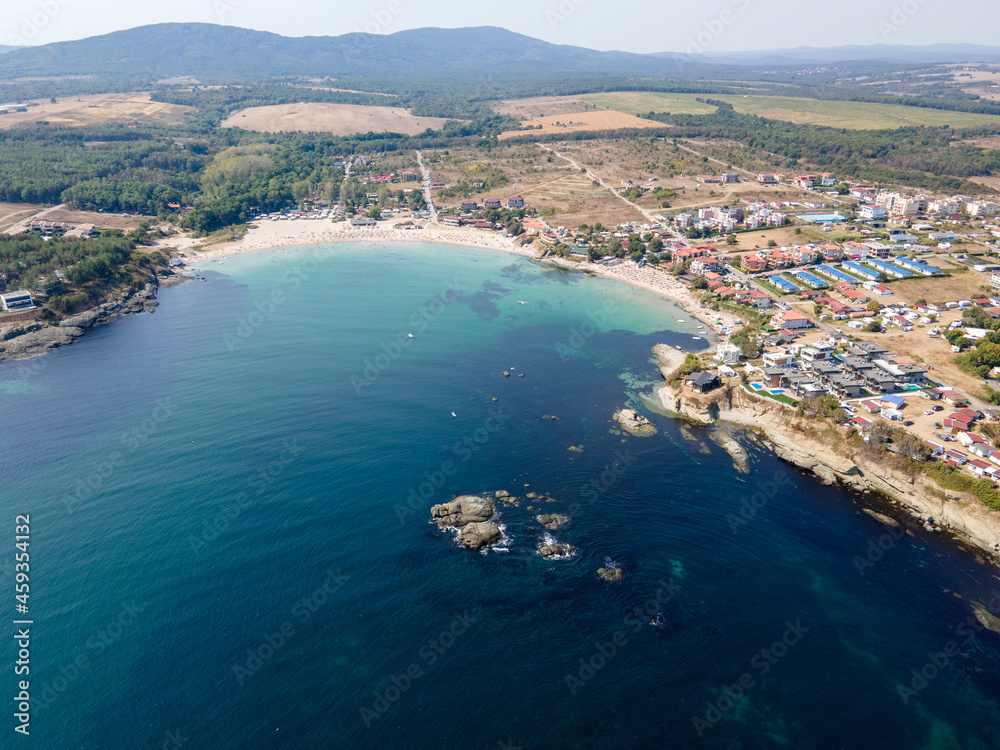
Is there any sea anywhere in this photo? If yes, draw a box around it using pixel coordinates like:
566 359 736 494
2 241 1000 749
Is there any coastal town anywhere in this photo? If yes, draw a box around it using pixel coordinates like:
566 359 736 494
4 138 1000 528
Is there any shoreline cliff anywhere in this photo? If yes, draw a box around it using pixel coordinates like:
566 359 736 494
653 345 1000 562
0 273 186 361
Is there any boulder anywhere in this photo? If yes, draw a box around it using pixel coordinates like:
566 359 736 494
538 542 575 558
430 495 495 529
456 522 502 551
537 514 570 531
60 310 101 329
614 408 657 437
597 567 624 582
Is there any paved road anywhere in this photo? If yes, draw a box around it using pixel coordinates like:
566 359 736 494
415 150 438 224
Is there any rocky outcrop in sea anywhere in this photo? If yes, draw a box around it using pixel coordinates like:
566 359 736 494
430 495 503 551
614 408 657 437
0 280 161 361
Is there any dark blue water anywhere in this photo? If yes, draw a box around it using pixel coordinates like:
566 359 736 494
2 243 999 749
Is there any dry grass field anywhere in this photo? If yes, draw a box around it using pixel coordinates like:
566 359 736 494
518 171 644 227
0 93 197 129
720 225 845 253
968 175 1000 192
952 68 1000 100
493 96 602 119
222 103 458 135
423 143 645 226
886 268 990 307
0 202 45 231
25 208 156 230
498 111 664 140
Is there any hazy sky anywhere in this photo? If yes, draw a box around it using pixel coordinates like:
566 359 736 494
3 0 994 52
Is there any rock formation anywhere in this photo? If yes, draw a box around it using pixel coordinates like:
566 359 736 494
614 408 657 436
430 494 503 551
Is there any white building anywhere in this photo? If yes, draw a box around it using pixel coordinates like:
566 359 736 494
0 291 35 312
859 205 887 220
968 201 998 217
716 343 743 364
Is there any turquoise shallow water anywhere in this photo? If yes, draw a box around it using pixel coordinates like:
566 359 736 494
2 242 1000 749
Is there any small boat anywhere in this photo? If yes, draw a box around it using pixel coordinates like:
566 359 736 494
692 336 701 340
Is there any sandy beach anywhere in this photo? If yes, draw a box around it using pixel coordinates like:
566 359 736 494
174 217 738 336
181 217 532 262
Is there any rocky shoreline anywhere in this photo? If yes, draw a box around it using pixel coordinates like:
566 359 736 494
0 275 180 361
653 346 1000 561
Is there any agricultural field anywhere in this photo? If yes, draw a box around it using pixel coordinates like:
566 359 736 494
493 96 613 119
0 92 197 129
951 66 1000 101
573 91 1000 129
580 92 717 117
498 110 664 140
222 103 459 135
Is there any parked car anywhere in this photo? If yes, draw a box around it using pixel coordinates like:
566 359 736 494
933 405 943 412
924 409 934 415
934 422 942 430
903 420 914 426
